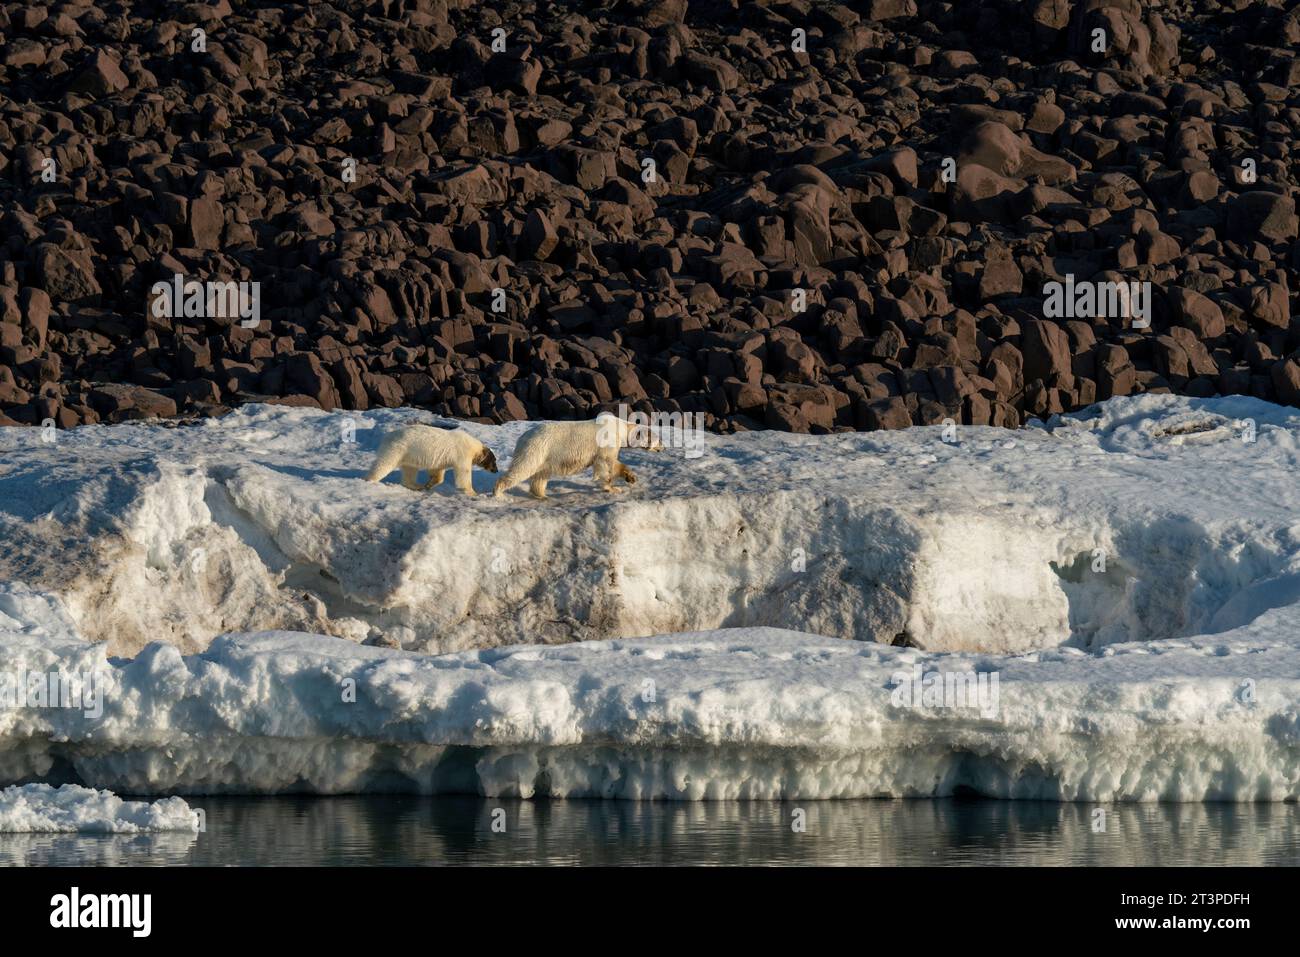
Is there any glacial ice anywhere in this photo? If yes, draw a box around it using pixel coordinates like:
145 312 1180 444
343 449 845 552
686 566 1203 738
0 394 1299 800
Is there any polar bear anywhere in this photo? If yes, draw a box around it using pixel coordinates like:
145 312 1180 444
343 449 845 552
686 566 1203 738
366 423 498 497
493 413 661 500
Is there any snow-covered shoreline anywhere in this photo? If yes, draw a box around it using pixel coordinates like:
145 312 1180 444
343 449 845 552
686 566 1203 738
2 395 1300 801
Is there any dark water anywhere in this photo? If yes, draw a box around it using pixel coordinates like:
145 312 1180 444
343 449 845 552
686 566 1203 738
5 796 1300 866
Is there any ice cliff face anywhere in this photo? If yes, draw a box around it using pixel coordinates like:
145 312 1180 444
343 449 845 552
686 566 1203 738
1 618 1297 801
2 394 1298 658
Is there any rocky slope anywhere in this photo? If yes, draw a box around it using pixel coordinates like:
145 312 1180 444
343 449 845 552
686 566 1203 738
0 0 1298 434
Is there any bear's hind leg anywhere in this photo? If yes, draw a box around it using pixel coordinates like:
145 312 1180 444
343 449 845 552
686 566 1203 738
365 444 405 483
420 469 445 490
493 473 516 498
400 466 423 490
493 460 533 498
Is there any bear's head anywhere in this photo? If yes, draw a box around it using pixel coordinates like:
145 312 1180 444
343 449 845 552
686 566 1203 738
476 447 499 473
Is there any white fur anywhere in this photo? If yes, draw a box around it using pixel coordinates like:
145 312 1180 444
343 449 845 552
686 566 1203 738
366 425 495 497
494 413 657 500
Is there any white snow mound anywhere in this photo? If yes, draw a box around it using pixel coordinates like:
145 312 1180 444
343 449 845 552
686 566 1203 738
0 783 198 832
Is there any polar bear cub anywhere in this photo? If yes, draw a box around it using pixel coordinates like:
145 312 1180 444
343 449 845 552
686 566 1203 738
366 423 498 497
494 413 660 500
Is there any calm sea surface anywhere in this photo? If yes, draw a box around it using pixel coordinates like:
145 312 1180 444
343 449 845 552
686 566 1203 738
5 796 1300 866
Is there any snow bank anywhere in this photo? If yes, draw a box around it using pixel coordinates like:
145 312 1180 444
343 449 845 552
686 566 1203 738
0 784 198 832
2 395 1300 801
2 395 1298 657
1 610 1298 801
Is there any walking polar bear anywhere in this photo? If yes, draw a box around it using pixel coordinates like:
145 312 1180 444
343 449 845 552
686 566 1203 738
494 412 662 500
366 423 498 497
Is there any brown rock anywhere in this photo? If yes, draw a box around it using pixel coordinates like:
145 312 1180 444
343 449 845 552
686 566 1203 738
88 384 177 419
1272 358 1300 406
34 245 100 302
364 373 404 408
960 121 1076 186
284 354 340 410
69 49 130 95
521 209 559 262
1021 320 1071 383
865 396 911 430
679 52 740 91
1167 287 1225 339
20 289 50 350
1249 282 1290 330
189 198 224 250
979 260 1023 300
1226 192 1298 244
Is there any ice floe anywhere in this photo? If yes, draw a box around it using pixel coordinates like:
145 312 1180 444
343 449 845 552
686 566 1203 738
0 783 197 832
1 395 1299 800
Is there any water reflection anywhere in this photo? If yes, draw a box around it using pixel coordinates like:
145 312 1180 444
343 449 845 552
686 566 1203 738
4 797 1299 866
